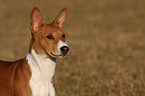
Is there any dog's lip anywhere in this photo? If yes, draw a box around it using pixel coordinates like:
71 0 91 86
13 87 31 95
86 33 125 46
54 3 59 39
50 53 63 57
45 51 65 58
50 52 68 58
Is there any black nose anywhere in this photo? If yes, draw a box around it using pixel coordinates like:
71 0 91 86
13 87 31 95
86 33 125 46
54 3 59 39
60 46 69 54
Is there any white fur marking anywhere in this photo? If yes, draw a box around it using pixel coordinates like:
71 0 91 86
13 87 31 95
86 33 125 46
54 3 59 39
26 49 56 96
49 83 56 96
57 40 69 55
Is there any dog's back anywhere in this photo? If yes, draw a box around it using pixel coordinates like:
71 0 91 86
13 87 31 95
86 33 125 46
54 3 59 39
0 59 32 96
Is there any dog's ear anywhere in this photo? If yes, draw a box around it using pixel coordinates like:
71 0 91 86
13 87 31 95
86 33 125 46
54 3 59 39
30 7 44 33
53 7 67 30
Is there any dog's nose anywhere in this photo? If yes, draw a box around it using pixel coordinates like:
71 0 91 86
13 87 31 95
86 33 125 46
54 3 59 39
60 46 69 54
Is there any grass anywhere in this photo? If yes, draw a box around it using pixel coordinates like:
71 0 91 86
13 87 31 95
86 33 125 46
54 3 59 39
0 0 145 96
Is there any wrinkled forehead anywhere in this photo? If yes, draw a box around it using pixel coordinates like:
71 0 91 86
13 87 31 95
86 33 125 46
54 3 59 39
48 24 60 33
40 24 62 36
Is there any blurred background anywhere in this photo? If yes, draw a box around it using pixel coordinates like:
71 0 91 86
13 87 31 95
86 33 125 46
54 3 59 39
0 0 145 96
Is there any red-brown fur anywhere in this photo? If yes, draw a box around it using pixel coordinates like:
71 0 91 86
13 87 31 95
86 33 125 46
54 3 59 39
0 59 32 96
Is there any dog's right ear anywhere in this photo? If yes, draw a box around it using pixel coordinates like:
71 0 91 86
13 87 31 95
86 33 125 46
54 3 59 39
30 7 44 33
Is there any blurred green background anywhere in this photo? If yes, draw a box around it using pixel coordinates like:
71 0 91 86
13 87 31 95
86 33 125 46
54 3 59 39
0 0 145 96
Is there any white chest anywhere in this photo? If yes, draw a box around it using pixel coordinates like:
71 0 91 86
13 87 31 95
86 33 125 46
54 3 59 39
26 50 56 96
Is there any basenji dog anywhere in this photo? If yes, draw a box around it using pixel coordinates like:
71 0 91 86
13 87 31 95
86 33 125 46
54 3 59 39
0 7 69 96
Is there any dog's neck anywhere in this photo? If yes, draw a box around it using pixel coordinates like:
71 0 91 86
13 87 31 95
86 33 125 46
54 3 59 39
26 49 56 96
26 49 56 81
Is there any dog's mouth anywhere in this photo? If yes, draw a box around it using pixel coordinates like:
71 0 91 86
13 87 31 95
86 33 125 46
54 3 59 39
45 51 66 58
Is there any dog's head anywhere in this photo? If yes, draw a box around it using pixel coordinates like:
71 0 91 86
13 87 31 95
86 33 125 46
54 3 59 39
29 7 69 58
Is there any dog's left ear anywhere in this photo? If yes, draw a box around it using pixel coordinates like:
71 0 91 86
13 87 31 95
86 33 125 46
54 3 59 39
53 7 67 30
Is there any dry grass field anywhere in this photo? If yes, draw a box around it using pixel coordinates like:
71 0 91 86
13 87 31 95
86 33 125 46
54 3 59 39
0 0 145 96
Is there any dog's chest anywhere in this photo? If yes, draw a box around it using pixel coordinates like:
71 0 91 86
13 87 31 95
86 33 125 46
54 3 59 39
30 66 55 96
27 50 56 96
30 63 55 96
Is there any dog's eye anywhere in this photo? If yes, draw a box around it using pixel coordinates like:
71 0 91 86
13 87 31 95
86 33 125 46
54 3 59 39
46 35 54 39
62 34 65 38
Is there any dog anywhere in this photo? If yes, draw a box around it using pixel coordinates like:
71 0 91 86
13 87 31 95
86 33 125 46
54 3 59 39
0 7 69 96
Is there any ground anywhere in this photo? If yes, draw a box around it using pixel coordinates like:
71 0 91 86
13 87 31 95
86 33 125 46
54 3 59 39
0 0 145 96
